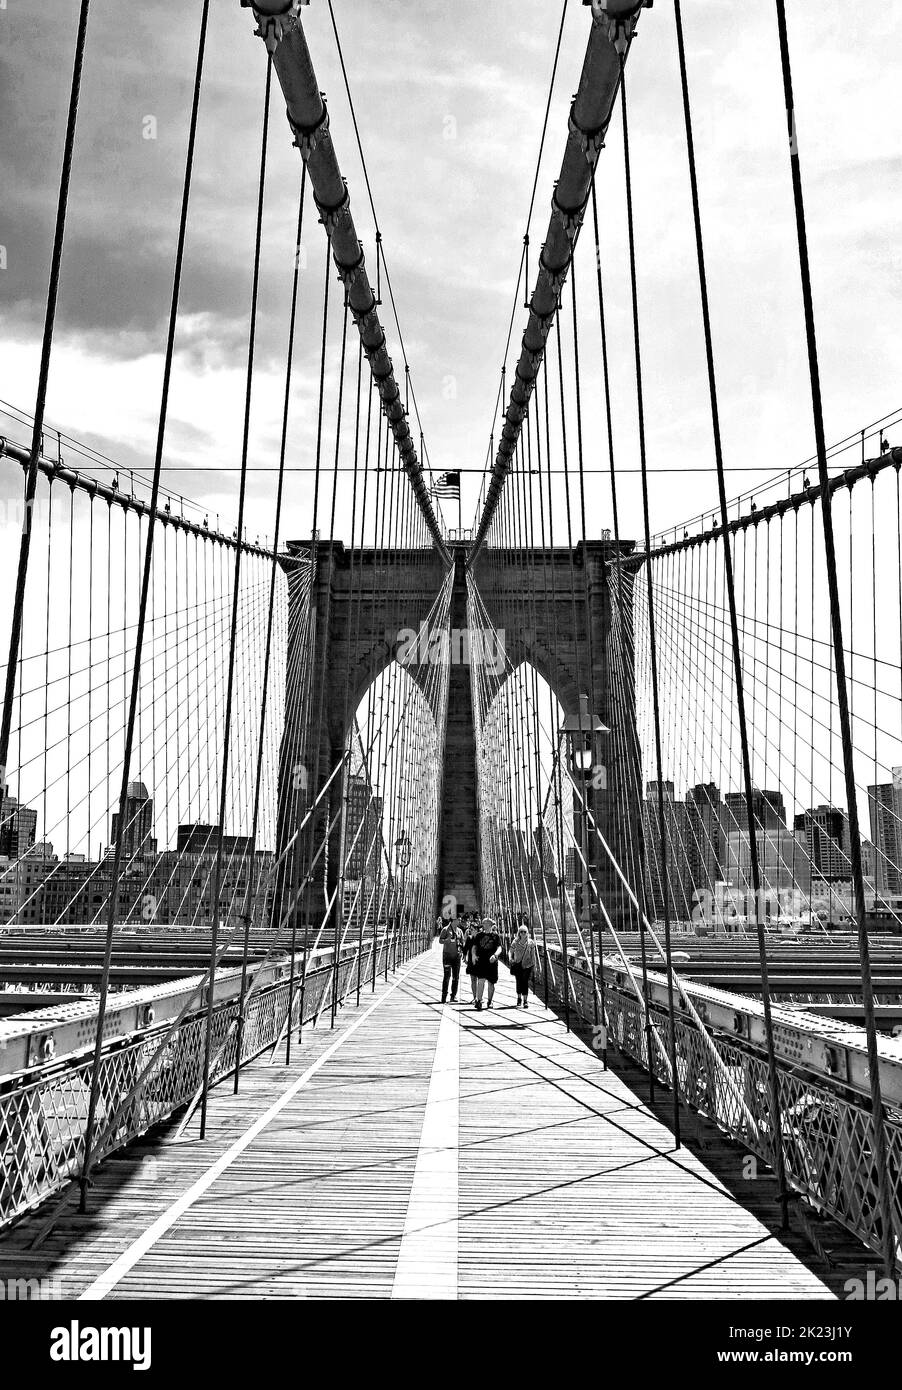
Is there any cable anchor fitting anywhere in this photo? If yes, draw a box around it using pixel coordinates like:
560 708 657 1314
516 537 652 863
588 2 645 55
314 180 351 238
568 104 607 165
538 248 569 302
289 98 330 160
337 240 367 296
522 347 543 378
248 1 307 53
551 188 589 245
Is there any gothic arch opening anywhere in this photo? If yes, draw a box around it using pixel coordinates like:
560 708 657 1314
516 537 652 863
343 661 443 930
476 660 574 923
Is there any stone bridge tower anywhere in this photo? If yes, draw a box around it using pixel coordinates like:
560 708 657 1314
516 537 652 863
469 537 638 923
276 536 636 931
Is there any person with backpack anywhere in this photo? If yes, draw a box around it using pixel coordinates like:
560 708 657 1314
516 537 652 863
509 923 536 1008
439 914 464 1003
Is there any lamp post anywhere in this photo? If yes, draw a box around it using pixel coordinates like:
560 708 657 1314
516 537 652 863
394 830 411 971
562 695 609 1026
562 695 609 933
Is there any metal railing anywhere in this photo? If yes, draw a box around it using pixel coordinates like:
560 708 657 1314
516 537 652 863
535 942 902 1269
0 929 427 1229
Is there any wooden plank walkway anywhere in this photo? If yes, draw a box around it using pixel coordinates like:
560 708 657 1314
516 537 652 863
0 950 839 1300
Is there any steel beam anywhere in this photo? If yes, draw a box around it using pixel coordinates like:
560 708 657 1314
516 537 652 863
649 446 902 560
0 437 274 559
0 956 292 1079
469 1 650 562
542 940 902 1109
0 944 333 1078
245 2 450 564
597 951 902 1108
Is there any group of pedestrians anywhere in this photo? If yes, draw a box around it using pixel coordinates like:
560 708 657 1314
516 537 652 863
436 909 536 1011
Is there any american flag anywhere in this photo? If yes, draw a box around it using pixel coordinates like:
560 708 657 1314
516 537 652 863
430 470 460 499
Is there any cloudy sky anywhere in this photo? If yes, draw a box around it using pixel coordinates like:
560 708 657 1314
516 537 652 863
1 0 901 548
1 0 901 868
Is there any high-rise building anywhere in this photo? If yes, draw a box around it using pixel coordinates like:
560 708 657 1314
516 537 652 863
110 781 156 863
861 839 877 884
793 804 851 882
175 823 253 857
643 781 694 919
533 822 557 879
0 858 20 925
564 846 580 893
724 788 786 832
867 768 902 896
1 844 57 925
34 858 153 927
499 822 534 903
344 775 383 880
725 829 813 898
156 825 255 926
0 786 37 860
686 782 724 891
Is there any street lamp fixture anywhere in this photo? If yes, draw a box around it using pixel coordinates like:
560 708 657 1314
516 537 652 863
562 693 609 775
562 694 608 932
391 831 412 971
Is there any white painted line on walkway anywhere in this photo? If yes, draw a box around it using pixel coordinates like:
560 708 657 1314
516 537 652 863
79 958 422 1301
391 1000 460 1300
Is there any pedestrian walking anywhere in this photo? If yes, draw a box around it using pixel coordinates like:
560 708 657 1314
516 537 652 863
509 923 535 1008
439 915 464 1003
471 916 503 1011
462 916 480 1003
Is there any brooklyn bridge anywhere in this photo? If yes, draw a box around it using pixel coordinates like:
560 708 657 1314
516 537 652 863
0 0 900 1304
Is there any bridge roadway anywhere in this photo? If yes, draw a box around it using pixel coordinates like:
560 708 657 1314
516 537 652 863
0 950 847 1300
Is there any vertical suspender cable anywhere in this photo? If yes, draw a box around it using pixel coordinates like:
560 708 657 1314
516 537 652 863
773 0 896 1271
672 0 786 1189
0 0 92 794
619 66 678 1128
569 266 601 1029
199 50 273 1139
296 235 333 957
324 292 351 1025
234 162 307 1093
79 0 211 1208
342 338 365 994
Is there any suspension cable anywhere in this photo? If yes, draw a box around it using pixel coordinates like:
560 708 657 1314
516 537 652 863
199 49 273 1139
619 62 682 1140
671 0 788 1198
0 0 93 794
773 0 896 1272
78 0 212 1211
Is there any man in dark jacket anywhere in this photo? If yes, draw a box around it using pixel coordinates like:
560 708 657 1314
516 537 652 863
439 915 464 1003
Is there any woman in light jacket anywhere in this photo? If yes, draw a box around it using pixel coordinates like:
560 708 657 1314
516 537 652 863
509 923 536 1009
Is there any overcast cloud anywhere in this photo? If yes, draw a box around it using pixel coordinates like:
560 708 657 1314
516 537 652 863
1 0 901 545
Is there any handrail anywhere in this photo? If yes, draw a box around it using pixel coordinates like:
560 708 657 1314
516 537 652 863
536 939 902 1268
